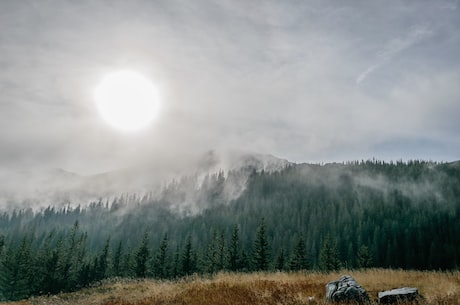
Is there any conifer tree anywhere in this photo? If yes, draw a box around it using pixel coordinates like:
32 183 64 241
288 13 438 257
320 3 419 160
357 245 372 269
94 238 110 281
252 218 270 271
134 232 151 278
172 245 181 278
154 233 169 278
121 246 134 277
204 230 219 273
228 225 241 271
319 237 341 272
0 238 31 300
57 221 87 291
182 234 195 276
112 241 123 277
289 235 309 271
204 229 226 273
38 233 61 295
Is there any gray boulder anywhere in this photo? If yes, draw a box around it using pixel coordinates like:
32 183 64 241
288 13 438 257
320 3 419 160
378 287 419 304
326 275 370 304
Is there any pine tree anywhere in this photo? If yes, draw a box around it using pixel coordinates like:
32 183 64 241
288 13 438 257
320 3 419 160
38 233 61 295
228 225 241 271
204 230 219 274
121 246 134 277
204 229 226 273
172 245 181 278
134 233 151 278
356 245 372 269
217 230 226 271
94 238 110 281
252 218 270 271
290 235 309 271
319 237 341 272
112 241 123 277
182 234 195 276
154 233 169 278
0 238 31 300
57 221 87 291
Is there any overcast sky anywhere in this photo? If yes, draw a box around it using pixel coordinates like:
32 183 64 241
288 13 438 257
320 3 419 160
1 0 459 175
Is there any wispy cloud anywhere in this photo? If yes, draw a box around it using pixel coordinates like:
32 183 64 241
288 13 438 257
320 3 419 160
356 25 433 84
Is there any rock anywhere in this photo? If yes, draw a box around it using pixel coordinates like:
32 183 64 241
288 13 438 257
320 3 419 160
326 275 370 304
378 287 419 304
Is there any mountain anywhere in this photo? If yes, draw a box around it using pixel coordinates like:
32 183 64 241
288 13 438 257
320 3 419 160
0 151 290 210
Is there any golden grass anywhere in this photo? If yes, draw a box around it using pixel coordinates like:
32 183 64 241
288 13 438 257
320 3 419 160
4 269 460 305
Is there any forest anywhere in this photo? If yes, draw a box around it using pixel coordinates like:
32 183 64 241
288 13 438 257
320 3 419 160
0 159 459 301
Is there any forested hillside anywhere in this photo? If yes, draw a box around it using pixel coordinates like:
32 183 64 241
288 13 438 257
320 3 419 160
1 160 459 301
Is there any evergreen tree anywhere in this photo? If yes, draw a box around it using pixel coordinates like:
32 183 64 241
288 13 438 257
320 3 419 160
134 233 151 278
112 241 123 277
319 237 341 272
38 233 61 295
204 229 226 273
204 229 219 273
289 235 309 271
0 238 31 300
121 246 134 277
252 218 270 271
228 225 241 271
57 221 87 291
94 238 110 281
217 230 226 271
154 233 169 278
356 245 372 269
172 245 181 278
181 234 195 276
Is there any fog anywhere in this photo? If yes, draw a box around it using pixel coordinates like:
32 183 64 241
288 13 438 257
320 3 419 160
0 1 459 209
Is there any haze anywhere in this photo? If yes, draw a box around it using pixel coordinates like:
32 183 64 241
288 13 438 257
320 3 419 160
1 0 459 176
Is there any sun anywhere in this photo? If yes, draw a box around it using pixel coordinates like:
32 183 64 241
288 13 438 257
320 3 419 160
94 70 160 131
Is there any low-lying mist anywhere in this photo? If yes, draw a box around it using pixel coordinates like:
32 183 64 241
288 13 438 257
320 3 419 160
0 150 290 213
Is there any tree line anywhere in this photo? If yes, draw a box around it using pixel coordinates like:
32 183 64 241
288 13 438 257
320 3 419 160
0 218 361 301
0 159 459 300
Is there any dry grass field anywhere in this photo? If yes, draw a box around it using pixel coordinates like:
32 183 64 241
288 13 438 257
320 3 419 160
4 269 459 305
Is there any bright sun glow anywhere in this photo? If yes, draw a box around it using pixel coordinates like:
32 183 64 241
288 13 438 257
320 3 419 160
94 71 160 131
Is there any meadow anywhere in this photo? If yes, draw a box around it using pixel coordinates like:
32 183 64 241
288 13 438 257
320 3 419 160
4 269 459 305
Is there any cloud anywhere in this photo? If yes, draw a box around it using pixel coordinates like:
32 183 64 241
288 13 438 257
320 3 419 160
0 0 459 180
356 25 433 84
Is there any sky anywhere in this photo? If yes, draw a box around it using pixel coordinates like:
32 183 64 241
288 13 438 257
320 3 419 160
1 0 459 175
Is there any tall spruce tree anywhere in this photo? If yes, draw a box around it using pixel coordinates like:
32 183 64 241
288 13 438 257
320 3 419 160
112 241 123 277
154 233 169 278
319 237 341 272
252 218 270 271
94 238 110 281
289 235 309 271
182 234 195 276
228 225 241 271
134 233 151 278
38 233 61 295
